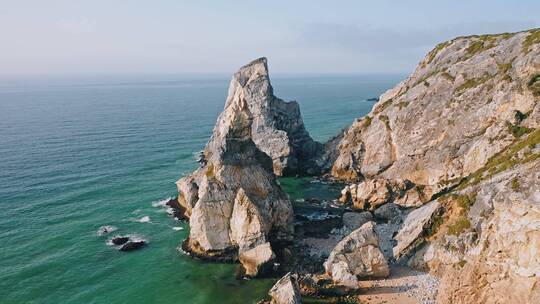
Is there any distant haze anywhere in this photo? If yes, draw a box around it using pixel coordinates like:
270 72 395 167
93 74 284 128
1 0 539 75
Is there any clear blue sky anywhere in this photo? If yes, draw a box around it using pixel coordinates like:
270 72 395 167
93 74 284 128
1 0 539 74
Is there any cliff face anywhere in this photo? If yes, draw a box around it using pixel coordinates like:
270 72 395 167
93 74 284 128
332 30 540 188
329 29 540 303
176 58 320 273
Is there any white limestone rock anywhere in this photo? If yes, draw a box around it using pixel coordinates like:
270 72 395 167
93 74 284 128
268 272 301 304
324 221 389 287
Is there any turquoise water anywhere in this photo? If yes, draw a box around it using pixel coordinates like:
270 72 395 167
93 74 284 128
0 74 401 303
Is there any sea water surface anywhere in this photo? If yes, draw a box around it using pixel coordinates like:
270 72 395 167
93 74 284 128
0 73 402 303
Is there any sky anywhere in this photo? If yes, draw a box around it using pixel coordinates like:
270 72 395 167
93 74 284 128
1 0 539 75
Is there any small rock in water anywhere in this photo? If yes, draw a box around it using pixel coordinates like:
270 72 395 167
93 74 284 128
97 225 117 236
120 240 146 252
110 236 129 245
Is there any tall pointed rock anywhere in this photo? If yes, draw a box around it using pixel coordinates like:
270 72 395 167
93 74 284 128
176 58 319 270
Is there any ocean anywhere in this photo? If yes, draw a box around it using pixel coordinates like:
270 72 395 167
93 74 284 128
0 73 402 303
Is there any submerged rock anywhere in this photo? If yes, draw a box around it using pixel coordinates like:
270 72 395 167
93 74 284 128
107 235 147 252
324 222 389 288
268 272 301 304
110 236 129 246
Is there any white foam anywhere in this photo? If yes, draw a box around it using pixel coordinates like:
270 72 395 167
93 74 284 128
152 197 172 208
137 216 151 223
172 227 184 231
97 225 117 236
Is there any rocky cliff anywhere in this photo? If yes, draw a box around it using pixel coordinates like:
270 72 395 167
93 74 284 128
174 29 540 303
329 29 540 303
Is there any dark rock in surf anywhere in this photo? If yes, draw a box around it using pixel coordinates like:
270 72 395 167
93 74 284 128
120 240 146 252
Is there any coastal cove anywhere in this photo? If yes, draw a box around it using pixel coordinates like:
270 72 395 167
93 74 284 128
0 74 400 303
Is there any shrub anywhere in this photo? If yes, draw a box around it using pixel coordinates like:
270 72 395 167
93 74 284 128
373 99 393 115
456 73 492 94
448 216 471 236
511 177 520 192
441 72 455 82
528 74 540 96
522 29 540 54
362 116 372 129
506 121 533 138
425 41 452 65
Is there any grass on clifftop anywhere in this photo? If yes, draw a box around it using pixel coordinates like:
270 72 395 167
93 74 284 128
424 41 452 66
522 29 540 54
466 36 497 57
373 99 393 115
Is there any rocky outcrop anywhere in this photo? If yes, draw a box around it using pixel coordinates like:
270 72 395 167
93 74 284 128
177 58 303 270
324 222 389 288
339 177 430 210
268 273 302 304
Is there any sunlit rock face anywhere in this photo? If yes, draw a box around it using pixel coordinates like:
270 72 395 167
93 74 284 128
330 30 540 190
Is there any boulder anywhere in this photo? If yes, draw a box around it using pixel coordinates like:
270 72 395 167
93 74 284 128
340 178 392 210
373 203 402 222
239 242 276 278
393 200 441 259
268 272 301 304
342 211 373 230
324 221 389 287
393 186 432 208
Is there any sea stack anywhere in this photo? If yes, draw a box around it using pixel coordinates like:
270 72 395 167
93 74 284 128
177 58 318 275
